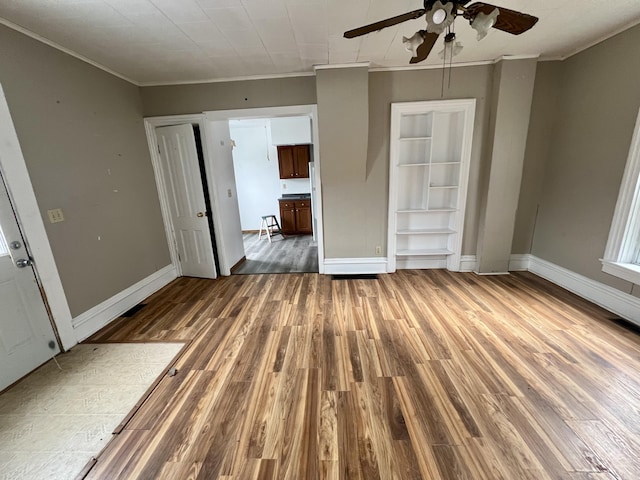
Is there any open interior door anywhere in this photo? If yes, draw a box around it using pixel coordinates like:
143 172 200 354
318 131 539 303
0 171 60 391
156 124 217 279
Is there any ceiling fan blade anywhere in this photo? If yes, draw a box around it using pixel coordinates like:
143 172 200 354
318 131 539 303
465 2 538 35
409 32 439 64
344 9 426 38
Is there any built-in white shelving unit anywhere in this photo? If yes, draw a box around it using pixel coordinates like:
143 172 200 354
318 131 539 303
388 99 476 271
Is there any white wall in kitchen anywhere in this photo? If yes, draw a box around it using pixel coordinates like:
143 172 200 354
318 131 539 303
231 116 314 231
230 119 281 231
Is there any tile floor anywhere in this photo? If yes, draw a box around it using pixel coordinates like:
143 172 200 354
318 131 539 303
0 342 183 480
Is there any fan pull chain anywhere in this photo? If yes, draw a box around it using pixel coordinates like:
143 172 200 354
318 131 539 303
448 24 455 89
441 38 446 98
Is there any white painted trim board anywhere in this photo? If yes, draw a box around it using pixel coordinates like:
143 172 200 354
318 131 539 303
527 255 640 327
324 258 387 275
0 83 76 350
72 265 177 342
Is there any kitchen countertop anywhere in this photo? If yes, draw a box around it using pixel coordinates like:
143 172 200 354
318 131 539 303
278 193 310 201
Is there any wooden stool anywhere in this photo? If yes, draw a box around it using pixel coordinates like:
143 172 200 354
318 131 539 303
258 215 284 243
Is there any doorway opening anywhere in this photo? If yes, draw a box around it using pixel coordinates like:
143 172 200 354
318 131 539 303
228 116 318 275
145 105 324 280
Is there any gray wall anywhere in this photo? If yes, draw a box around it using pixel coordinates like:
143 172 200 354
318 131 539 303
368 66 493 256
475 59 537 273
512 61 561 254
517 24 640 293
142 66 494 260
316 66 370 258
141 76 316 116
0 25 171 317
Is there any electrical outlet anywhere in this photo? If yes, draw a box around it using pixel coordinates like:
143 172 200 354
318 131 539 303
47 208 65 223
227 188 232 198
375 246 382 255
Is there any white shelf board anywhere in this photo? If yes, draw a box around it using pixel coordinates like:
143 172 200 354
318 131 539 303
396 248 453 256
399 136 432 141
397 163 430 167
429 185 458 189
430 161 461 165
397 228 456 235
397 208 457 213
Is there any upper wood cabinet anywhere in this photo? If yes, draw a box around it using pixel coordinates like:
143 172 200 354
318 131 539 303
277 144 311 179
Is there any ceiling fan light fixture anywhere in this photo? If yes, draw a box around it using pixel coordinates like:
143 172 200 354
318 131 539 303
402 30 425 57
438 40 463 59
425 1 455 34
432 9 447 25
471 8 500 41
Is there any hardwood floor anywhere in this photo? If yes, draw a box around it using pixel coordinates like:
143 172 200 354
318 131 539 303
84 270 640 479
233 233 318 274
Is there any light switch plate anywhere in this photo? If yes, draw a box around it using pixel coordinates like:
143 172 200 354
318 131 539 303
47 208 65 223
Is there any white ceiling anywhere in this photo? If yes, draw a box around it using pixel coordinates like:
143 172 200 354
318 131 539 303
1 0 639 86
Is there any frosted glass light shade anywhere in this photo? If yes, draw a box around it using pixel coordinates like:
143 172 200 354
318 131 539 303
402 31 425 57
425 1 455 34
438 41 463 59
471 8 500 40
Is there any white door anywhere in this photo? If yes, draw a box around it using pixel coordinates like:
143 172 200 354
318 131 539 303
0 172 60 391
156 124 217 279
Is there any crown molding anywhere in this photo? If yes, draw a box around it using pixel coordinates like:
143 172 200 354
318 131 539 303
553 17 640 61
313 62 370 71
369 59 494 73
139 71 315 87
493 54 540 63
0 17 138 86
3 12 639 88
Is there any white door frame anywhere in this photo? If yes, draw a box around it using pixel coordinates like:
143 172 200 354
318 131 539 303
145 105 325 276
205 105 325 274
0 83 75 350
144 114 221 278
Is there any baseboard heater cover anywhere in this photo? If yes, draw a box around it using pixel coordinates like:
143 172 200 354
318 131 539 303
331 274 379 280
610 317 640 336
121 303 146 317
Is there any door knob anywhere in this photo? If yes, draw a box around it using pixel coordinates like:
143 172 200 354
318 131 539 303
197 212 204 217
15 258 32 268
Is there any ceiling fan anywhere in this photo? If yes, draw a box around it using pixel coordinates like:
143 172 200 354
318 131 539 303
344 1 538 64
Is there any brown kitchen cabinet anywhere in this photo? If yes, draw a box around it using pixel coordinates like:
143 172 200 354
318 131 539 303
277 144 311 179
279 199 312 235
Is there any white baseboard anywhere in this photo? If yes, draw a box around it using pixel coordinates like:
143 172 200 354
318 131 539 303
72 265 178 342
395 258 448 270
324 258 388 275
461 254 526 275
509 254 531 271
527 255 640 327
458 255 477 272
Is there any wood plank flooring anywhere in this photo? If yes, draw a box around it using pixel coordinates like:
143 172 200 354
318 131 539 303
84 270 640 479
233 233 318 274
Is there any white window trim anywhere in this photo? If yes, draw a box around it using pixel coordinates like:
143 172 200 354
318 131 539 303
601 107 640 285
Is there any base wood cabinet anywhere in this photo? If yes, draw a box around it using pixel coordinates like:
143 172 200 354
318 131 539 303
279 199 312 235
277 144 311 179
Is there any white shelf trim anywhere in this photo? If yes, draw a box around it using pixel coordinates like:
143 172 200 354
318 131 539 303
388 99 476 273
397 208 457 213
397 228 456 235
396 248 453 256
